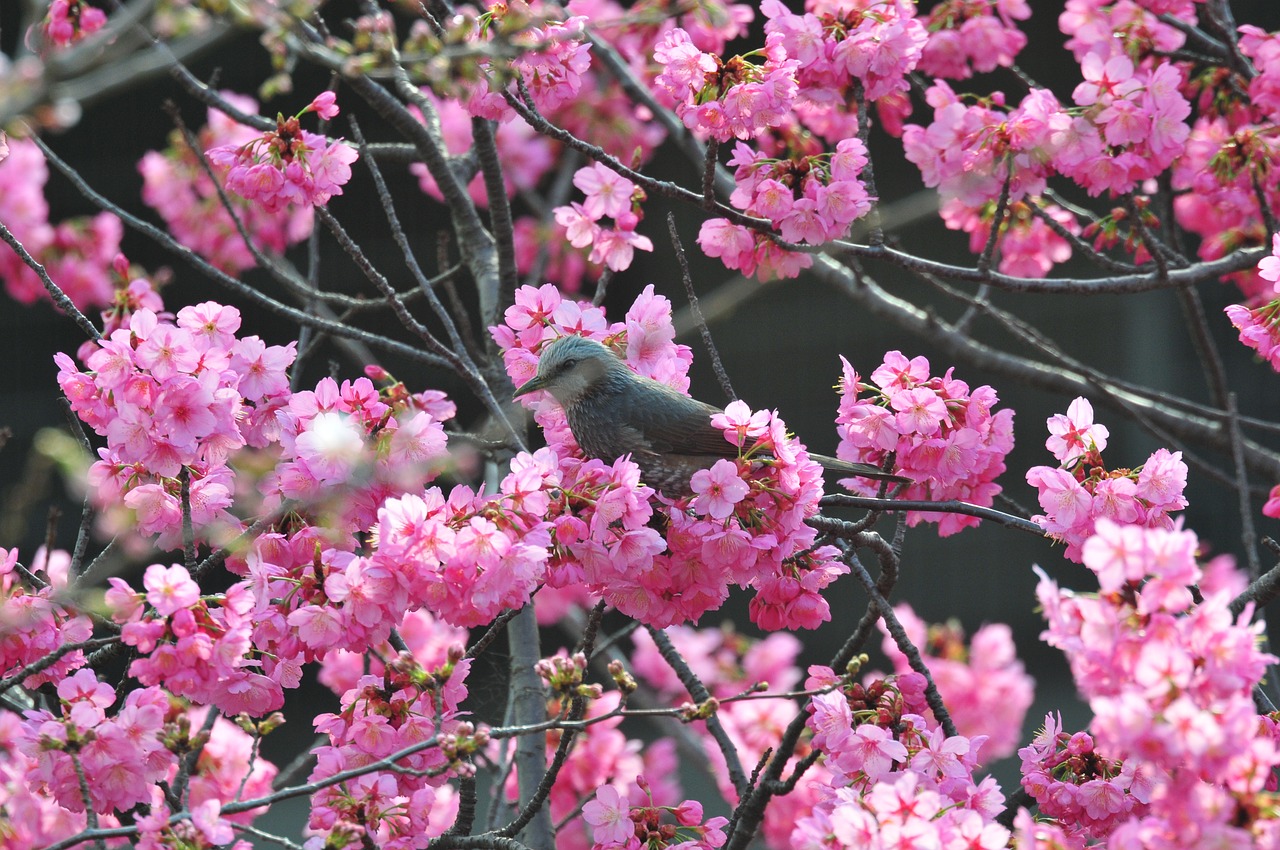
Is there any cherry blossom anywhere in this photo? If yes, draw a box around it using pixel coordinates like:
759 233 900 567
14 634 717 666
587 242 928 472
206 96 358 211
1027 398 1187 561
836 351 1015 536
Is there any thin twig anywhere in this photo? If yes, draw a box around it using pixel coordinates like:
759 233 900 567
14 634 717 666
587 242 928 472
976 161 1013 275
815 496 1046 536
667 212 735 402
1227 393 1262 579
180 467 196 571
844 545 957 737
701 138 719 207
0 217 101 341
472 115 520 318
0 636 119 695
32 136 453 369
465 606 523 660
645 626 749 799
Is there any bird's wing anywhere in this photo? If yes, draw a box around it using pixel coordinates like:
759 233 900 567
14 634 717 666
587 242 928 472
616 378 741 458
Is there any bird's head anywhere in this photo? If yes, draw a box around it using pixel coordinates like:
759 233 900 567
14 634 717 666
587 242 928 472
512 335 625 406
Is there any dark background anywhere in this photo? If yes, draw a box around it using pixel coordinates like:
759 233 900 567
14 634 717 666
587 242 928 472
4 0 1280 831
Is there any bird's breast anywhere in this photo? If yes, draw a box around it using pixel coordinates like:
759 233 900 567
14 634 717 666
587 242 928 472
564 398 629 462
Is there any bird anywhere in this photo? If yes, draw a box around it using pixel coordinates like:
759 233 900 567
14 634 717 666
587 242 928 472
511 335 908 497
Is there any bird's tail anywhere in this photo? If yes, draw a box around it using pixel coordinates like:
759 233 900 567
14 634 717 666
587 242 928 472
810 452 911 485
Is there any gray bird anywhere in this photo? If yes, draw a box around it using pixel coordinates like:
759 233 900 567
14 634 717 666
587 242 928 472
511 335 908 497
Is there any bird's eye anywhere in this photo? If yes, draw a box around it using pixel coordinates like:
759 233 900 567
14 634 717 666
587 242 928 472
559 358 578 372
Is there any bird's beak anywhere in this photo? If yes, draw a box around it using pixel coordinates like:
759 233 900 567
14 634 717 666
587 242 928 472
512 375 547 398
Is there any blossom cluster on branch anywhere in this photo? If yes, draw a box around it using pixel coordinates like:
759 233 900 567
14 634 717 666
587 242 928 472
1026 398 1188 561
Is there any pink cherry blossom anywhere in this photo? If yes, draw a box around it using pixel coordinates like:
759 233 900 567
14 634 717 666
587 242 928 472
573 162 636 220
1046 397 1109 464
308 91 339 120
1028 400 1187 561
142 564 201 617
582 784 633 845
207 112 358 211
837 352 1014 536
690 459 752 520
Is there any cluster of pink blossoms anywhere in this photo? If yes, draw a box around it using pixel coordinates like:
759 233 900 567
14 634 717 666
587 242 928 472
652 27 799 142
56 278 453 562
63 355 461 706
630 625 830 847
760 0 927 106
583 779 728 850
903 81 1058 207
1067 53 1191 195
134 706 277 850
0 548 92 691
679 0 931 282
517 450 670 623
495 283 847 629
107 563 285 715
1170 114 1280 301
140 91 315 273
306 653 473 849
1027 519 1280 845
902 45 1191 271
1225 233 1280 379
56 295 296 548
554 163 655 272
1169 20 1280 300
940 198 1077 278
878 605 1034 760
1059 0 1194 66
36 0 107 50
225 527 399 696
687 401 847 631
206 92 357 212
835 351 1015 536
507 13 594 113
1025 397 1188 561
917 0 1030 81
1227 226 1280 521
549 0 745 151
0 136 124 309
249 417 632 641
1056 5 1280 301
1240 24 1280 122
7 662 276 849
697 217 814 282
262 372 454 535
1018 716 1151 839
357 462 557 630
792 669 1007 850
697 137 875 281
903 62 1189 267
463 9 593 120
